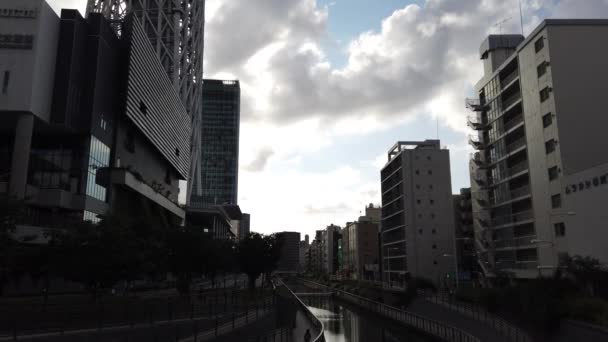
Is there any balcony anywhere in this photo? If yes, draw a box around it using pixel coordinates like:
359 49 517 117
501 93 522 111
467 114 489 131
503 114 524 132
500 71 519 89
506 136 526 153
490 210 534 228
468 135 487 149
489 185 531 206
493 235 537 250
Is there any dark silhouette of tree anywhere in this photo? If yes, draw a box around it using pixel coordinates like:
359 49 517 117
237 233 281 290
562 254 608 298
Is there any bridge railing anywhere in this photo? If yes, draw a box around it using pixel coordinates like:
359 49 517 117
277 279 325 342
298 278 480 342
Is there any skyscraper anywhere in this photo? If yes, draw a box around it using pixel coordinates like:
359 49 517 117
190 79 240 207
86 0 205 203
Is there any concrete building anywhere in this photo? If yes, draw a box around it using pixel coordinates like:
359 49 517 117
322 224 341 275
468 20 608 280
453 188 476 285
299 238 309 273
190 79 240 208
186 205 235 240
343 216 380 281
1 4 188 232
364 203 381 226
276 231 300 273
307 230 324 273
380 140 456 288
238 213 250 241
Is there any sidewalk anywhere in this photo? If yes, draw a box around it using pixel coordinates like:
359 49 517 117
407 297 511 342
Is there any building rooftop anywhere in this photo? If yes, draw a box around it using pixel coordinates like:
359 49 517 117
387 139 441 162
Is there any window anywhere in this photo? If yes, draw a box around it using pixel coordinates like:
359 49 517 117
430 213 435 219
542 113 552 128
2 71 9 95
416 184 421 189
548 166 559 181
554 222 566 237
534 37 544 53
430 199 434 205
429 185 433 190
175 148 180 157
540 87 551 102
433 260 438 265
415 170 420 175
428 170 433 175
432 229 436 234
432 244 437 249
537 62 547 77
139 101 148 115
417 213 422 218
418 229 423 235
545 139 556 154
426 156 431 161
417 199 421 204
551 194 562 208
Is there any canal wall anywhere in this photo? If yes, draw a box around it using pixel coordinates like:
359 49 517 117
295 278 479 342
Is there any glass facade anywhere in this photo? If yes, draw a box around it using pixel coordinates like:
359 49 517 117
191 80 240 207
83 210 101 224
86 136 110 202
29 148 73 190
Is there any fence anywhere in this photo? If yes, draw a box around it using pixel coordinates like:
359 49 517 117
297 278 479 342
245 327 293 342
277 279 325 342
1 288 276 341
420 291 533 342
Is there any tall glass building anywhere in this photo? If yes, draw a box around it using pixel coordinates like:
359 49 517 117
190 79 240 207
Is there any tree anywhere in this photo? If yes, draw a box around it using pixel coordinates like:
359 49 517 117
237 233 281 290
562 254 608 297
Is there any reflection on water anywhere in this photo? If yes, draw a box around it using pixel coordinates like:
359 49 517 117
303 296 435 342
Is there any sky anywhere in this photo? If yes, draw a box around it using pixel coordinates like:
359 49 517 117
48 0 608 239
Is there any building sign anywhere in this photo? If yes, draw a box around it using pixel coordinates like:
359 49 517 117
565 173 608 195
0 8 37 18
0 34 34 50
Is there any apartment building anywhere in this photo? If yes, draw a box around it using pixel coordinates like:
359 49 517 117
343 217 380 281
380 140 456 288
453 188 476 285
468 20 608 280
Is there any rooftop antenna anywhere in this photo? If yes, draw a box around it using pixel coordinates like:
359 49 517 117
518 0 525 35
493 16 513 34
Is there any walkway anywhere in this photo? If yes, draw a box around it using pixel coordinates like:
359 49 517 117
407 298 511 342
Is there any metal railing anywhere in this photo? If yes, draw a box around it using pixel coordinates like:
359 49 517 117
278 280 325 342
493 235 537 249
500 71 519 89
503 115 524 132
502 93 521 110
506 137 526 153
490 210 534 227
420 291 533 342
297 279 480 342
1 287 275 341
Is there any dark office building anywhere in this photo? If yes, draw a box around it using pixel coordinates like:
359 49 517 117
277 232 301 273
0 4 189 231
453 188 477 285
190 79 240 208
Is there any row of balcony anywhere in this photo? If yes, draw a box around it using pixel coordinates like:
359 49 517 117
492 235 537 250
488 185 531 207
472 160 529 190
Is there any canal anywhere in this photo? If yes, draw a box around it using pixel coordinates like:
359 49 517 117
288 282 438 342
